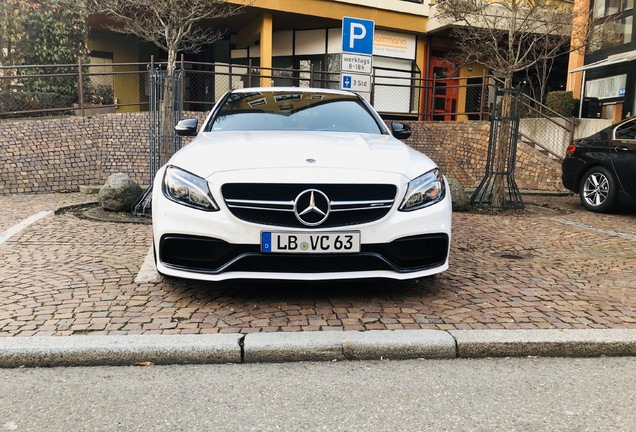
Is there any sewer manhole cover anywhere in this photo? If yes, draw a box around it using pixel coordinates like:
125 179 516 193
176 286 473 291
492 251 529 260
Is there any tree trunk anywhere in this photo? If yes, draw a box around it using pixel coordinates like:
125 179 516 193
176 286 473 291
160 49 177 166
492 75 514 209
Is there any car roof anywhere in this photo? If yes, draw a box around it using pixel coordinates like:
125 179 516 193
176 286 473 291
230 87 358 97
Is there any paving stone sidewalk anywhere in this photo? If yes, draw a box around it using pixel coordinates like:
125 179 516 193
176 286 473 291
0 193 635 337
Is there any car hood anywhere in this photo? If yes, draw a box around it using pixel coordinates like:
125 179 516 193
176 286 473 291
169 130 436 180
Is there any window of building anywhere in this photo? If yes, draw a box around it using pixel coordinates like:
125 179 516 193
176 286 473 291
589 15 633 51
589 0 634 52
593 0 633 19
585 74 627 99
633 79 636 116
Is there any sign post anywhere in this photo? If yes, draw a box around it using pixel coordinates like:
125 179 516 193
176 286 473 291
341 17 374 94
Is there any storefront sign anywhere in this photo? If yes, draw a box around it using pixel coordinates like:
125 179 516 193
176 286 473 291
373 30 416 60
586 74 627 100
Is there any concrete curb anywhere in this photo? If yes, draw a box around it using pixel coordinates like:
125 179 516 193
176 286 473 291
243 330 456 363
450 329 636 358
1 329 635 368
0 334 243 368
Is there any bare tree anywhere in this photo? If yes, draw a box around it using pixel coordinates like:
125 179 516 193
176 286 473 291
524 56 556 109
69 0 250 75
64 0 251 166
436 0 586 89
434 0 589 209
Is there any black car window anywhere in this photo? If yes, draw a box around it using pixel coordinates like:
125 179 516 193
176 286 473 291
208 91 383 134
586 124 614 141
615 119 636 140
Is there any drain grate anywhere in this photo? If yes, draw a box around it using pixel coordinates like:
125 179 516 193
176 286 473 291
492 252 528 260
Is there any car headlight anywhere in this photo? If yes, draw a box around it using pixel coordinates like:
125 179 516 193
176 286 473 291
162 166 219 211
399 168 445 211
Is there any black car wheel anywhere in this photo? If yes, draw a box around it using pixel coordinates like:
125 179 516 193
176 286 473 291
579 166 617 212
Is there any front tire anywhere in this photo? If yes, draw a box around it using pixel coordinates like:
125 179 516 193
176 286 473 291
579 166 617 213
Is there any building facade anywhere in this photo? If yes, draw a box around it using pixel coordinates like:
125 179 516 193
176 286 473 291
87 0 489 118
568 0 636 122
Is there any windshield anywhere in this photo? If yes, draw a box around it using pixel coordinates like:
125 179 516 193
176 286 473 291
207 90 384 134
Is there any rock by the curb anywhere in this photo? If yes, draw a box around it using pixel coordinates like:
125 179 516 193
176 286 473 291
447 177 471 212
98 173 143 212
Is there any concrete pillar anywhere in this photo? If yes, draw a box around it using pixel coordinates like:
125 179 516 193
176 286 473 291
566 0 591 96
260 13 273 87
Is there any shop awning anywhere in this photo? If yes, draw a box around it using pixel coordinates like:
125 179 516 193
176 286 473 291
570 50 636 73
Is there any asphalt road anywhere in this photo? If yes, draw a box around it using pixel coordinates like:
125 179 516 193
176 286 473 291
1 357 635 431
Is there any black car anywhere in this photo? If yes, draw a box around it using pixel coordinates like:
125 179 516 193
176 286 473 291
562 117 636 212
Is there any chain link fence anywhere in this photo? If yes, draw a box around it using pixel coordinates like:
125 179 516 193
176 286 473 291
0 61 147 118
517 94 576 160
2 59 492 119
1 59 575 160
0 64 79 116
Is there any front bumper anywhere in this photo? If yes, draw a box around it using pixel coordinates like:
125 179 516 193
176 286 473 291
152 168 452 281
159 233 449 275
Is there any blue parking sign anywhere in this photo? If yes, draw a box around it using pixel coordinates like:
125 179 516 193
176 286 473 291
342 75 352 89
342 17 374 55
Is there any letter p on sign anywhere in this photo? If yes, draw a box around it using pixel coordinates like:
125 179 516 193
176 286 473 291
342 17 374 55
349 23 366 49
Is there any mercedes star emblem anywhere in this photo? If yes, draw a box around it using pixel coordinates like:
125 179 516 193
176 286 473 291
294 189 330 226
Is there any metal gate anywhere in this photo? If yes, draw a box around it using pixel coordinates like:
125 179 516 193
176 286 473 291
133 67 184 216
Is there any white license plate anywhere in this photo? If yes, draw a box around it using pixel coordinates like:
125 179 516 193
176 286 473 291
261 231 360 254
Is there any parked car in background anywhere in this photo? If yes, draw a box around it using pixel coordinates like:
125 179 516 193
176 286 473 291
562 116 636 212
152 87 452 282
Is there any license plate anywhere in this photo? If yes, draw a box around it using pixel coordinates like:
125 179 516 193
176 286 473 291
261 231 361 254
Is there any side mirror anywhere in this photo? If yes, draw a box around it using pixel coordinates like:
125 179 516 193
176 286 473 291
175 118 198 136
391 122 411 140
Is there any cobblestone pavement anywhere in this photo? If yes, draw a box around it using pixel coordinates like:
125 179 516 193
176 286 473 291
1 193 635 336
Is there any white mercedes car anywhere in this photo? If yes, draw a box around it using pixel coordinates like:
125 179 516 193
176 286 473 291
152 88 452 281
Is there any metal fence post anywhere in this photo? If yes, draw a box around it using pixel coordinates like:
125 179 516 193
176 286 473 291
248 59 253 87
229 62 234 90
77 59 85 116
479 70 487 121
310 64 314 87
431 75 437 121
180 54 186 111
370 68 375 106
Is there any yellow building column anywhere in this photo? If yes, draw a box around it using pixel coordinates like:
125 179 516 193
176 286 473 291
260 13 273 87
567 0 591 97
416 37 427 120
235 12 274 86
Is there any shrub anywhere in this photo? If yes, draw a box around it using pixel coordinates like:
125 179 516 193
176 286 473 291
85 83 115 105
0 89 75 118
546 91 575 117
